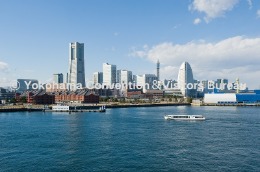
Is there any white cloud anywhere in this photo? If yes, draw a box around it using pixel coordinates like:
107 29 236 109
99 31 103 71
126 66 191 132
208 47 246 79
190 0 239 22
0 62 10 87
247 0 253 9
130 36 260 88
0 61 8 71
193 18 201 25
257 10 260 18
160 66 179 81
129 45 149 58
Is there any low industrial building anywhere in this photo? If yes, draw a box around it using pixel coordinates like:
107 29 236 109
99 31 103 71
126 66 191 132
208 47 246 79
204 90 260 105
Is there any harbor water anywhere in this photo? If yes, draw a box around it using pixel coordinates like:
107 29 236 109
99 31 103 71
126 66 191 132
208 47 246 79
0 106 259 171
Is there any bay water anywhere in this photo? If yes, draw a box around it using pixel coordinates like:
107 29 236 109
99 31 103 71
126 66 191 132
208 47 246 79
0 106 259 171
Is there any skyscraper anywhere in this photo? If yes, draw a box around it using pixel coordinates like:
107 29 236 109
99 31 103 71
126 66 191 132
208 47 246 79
103 63 116 86
116 70 132 84
93 72 103 84
53 73 63 83
67 42 86 87
177 62 194 97
143 74 158 92
157 60 160 81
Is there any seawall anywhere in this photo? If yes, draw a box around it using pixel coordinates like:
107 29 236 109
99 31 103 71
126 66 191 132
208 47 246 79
0 103 191 112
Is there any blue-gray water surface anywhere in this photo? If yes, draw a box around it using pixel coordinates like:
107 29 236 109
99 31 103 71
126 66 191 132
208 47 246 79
0 106 259 172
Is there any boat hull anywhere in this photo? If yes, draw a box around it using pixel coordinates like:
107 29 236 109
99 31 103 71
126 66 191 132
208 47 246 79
164 115 205 121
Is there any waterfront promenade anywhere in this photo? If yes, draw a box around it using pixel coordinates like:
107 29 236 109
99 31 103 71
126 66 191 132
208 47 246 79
0 102 191 112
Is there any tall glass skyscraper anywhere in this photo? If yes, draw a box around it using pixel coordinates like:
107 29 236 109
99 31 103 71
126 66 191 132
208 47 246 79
177 62 194 97
67 42 85 87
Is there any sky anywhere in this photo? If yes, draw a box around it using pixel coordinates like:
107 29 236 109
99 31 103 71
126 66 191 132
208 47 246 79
0 0 260 89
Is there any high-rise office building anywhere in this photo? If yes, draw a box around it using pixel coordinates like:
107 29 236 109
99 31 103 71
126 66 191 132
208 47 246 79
135 74 157 92
121 70 132 84
103 63 116 85
67 42 86 87
157 60 160 81
117 70 132 84
116 70 121 83
143 74 158 92
177 62 194 97
135 75 144 87
93 72 103 84
53 73 63 83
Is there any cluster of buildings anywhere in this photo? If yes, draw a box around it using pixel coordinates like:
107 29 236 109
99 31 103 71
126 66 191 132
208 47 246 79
1 41 259 105
15 89 99 104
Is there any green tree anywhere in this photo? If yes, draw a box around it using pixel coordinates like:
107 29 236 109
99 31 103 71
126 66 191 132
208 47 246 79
187 97 193 103
20 97 27 103
173 95 177 102
104 97 109 102
9 98 16 103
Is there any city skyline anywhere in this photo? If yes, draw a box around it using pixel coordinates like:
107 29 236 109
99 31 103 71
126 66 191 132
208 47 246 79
0 0 260 88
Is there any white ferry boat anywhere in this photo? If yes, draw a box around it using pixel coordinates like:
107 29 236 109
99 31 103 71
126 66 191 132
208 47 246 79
52 105 70 111
164 115 205 121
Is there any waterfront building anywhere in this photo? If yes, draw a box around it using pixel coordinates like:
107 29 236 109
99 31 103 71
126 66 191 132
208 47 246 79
204 90 260 104
103 63 116 86
53 73 63 83
45 83 67 92
15 89 99 104
67 42 86 87
55 90 99 104
177 62 195 97
163 89 183 97
0 87 15 101
144 89 163 99
93 72 103 84
126 90 143 99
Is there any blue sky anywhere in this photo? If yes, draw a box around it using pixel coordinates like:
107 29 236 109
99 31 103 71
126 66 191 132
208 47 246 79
0 0 260 88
